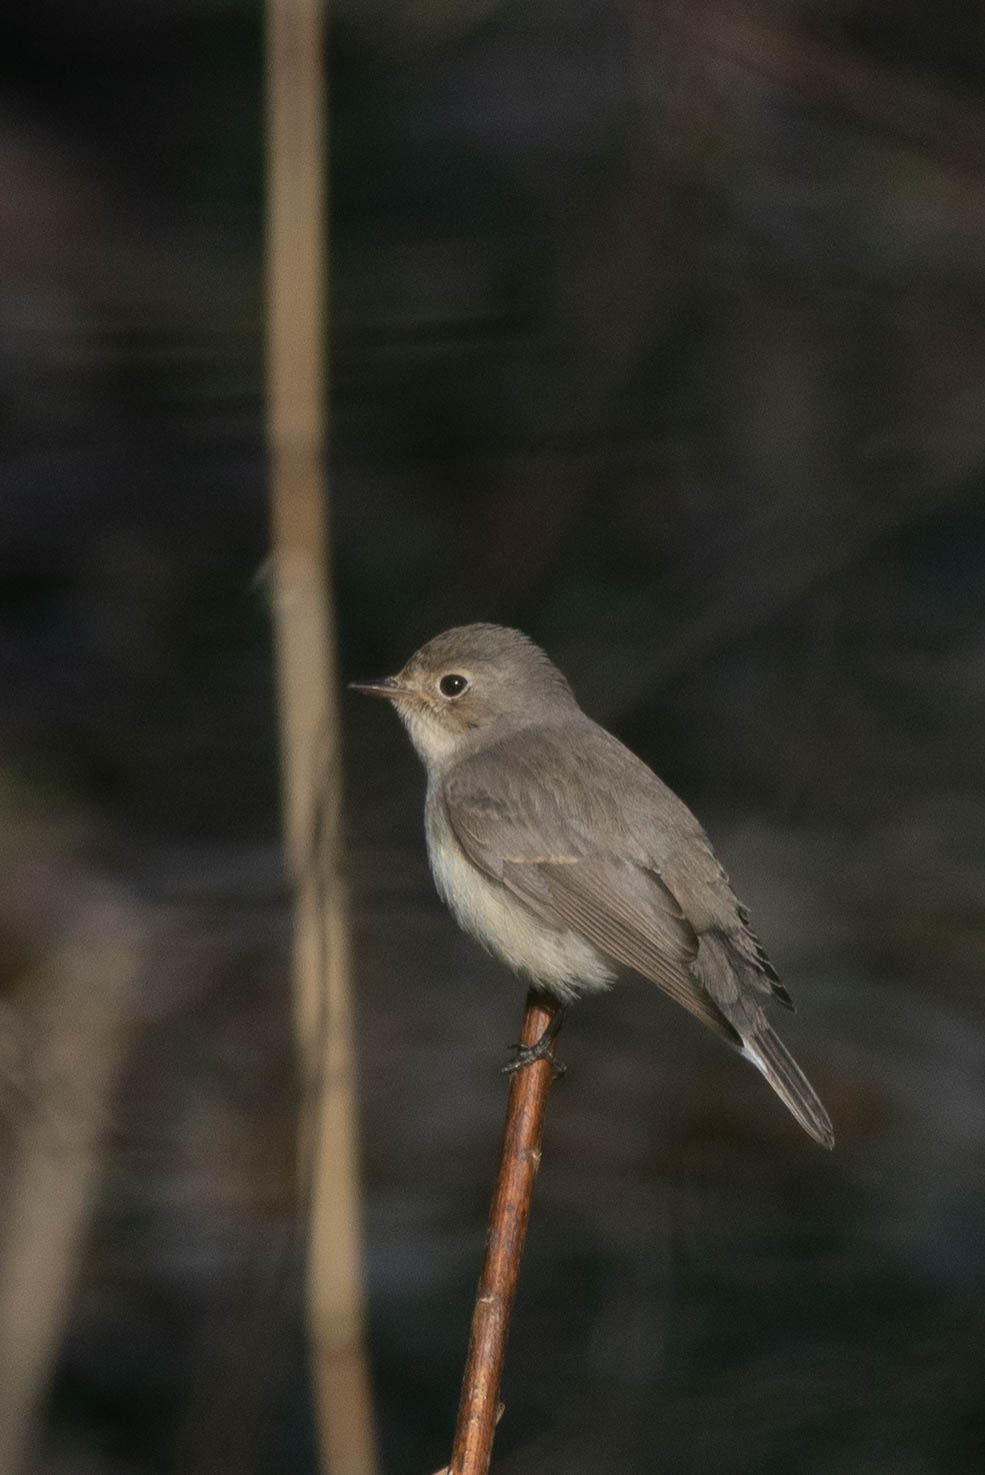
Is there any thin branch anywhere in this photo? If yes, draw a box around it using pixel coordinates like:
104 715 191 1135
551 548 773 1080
447 990 563 1475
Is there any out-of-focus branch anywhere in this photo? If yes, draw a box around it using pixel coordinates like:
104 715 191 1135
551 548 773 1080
265 3 377 1472
0 883 142 1475
662 0 985 182
564 372 985 724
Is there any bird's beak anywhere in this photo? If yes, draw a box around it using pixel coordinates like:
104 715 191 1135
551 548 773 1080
349 676 404 699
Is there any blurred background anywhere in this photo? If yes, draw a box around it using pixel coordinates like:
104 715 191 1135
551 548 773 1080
2 0 985 1471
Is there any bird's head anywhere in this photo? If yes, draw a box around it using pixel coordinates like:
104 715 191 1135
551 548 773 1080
350 623 577 768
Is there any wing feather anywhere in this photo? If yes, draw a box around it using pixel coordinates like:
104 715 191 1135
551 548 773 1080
505 857 740 1044
441 728 833 1145
444 742 740 1042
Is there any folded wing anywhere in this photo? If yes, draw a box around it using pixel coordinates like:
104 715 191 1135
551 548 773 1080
444 738 741 1044
443 726 834 1147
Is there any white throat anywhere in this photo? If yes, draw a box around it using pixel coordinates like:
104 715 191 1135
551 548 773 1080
395 700 464 772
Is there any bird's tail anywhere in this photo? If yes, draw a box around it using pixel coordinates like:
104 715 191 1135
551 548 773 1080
740 1026 835 1150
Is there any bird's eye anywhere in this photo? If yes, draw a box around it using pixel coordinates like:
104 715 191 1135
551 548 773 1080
439 673 469 698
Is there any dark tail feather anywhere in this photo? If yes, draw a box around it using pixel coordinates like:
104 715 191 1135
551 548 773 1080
741 1025 835 1149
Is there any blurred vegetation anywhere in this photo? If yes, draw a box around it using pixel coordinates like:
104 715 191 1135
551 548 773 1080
1 1 984 1472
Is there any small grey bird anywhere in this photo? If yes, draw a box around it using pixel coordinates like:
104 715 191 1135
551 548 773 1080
352 623 834 1148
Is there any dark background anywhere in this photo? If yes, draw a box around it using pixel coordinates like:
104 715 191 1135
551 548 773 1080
2 1 985 1471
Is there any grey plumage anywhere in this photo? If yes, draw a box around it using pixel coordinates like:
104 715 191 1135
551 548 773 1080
352 623 834 1149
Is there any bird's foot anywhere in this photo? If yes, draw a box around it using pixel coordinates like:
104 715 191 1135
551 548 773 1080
502 1040 566 1078
502 1008 566 1079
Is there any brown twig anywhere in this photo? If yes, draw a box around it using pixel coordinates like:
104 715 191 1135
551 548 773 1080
447 989 563 1475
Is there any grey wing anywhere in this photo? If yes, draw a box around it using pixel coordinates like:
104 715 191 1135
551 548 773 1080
659 834 795 1014
443 744 742 1045
443 730 834 1149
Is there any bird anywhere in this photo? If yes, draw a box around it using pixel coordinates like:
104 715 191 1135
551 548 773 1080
352 623 834 1149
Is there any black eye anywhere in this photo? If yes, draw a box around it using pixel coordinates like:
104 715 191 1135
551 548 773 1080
439 673 469 698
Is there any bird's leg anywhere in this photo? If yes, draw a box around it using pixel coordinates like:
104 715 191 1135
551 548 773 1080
502 1004 566 1079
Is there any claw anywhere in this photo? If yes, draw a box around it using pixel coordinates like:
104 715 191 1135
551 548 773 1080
501 1006 567 1078
502 1040 566 1079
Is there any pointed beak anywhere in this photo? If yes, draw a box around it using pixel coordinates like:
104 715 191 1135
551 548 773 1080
348 676 404 699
